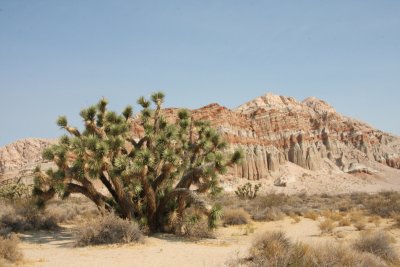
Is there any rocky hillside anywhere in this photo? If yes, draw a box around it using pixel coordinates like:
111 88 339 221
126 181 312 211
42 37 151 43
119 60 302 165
1 93 400 192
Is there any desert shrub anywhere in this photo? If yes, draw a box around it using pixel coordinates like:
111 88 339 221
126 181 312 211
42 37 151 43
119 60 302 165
252 207 284 222
46 198 99 223
173 208 217 239
240 231 387 267
303 211 319 220
290 214 301 224
76 213 143 246
319 219 335 234
0 184 32 201
248 231 293 267
354 220 366 231
368 215 381 227
259 193 290 208
306 243 387 267
0 202 59 233
353 231 399 263
0 234 22 264
363 191 400 217
222 209 250 226
338 217 351 227
235 183 261 200
389 212 400 228
350 210 365 223
182 219 214 239
324 211 343 221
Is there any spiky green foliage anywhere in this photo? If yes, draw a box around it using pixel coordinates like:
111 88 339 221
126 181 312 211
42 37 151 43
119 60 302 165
235 183 262 200
33 93 242 233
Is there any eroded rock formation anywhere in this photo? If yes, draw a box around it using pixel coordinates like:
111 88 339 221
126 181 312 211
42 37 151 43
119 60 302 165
2 93 400 183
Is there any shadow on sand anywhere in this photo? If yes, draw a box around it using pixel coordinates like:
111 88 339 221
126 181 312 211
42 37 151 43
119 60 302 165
21 228 76 248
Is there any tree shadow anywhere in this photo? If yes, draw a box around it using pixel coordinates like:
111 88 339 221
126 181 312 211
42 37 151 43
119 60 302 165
20 228 76 248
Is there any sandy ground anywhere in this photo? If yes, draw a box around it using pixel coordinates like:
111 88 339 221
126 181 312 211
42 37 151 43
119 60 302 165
18 217 400 267
221 161 400 195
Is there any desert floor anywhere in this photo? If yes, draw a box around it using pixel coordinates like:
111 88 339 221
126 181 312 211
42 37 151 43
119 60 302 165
18 216 400 267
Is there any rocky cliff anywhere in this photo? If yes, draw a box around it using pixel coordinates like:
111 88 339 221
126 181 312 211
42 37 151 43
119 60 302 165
129 93 400 182
1 93 400 186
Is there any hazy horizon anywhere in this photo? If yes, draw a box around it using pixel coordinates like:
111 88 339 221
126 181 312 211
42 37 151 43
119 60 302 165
1 1 399 146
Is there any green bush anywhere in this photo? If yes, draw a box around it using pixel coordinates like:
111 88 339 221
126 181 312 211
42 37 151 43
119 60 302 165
235 183 261 200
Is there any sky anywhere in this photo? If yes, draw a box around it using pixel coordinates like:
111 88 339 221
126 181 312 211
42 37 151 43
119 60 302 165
0 0 399 146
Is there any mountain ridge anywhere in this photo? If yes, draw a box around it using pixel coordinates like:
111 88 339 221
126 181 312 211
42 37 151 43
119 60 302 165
1 93 400 194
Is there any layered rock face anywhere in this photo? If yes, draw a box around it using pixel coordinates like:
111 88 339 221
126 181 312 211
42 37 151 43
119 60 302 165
187 93 400 179
1 93 400 183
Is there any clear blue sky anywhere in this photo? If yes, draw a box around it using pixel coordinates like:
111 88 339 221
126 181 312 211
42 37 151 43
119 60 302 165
0 1 399 146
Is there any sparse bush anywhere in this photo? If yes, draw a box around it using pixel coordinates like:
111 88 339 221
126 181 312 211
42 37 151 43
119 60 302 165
303 211 319 221
350 210 365 223
363 191 400 217
252 207 284 222
239 231 387 267
0 234 22 264
235 183 261 200
290 214 301 224
322 210 343 222
46 198 99 223
306 243 387 267
76 213 143 246
0 202 59 233
390 213 400 228
338 217 351 227
182 219 215 240
248 231 292 266
222 209 250 226
353 231 399 263
368 215 381 227
176 208 217 239
259 193 289 208
354 220 366 231
319 219 335 234
0 184 32 201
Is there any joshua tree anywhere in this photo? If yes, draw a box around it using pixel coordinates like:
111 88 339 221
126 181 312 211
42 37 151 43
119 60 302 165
33 92 242 232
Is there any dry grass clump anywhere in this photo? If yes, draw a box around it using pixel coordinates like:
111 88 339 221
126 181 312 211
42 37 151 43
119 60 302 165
362 191 400 217
183 219 215 240
247 231 293 266
289 214 301 224
169 208 216 240
0 202 59 234
322 210 343 221
338 217 351 227
236 231 387 267
76 213 143 246
354 220 367 231
303 210 319 220
349 210 365 223
252 207 284 222
46 198 99 223
318 219 335 234
390 213 400 228
368 215 381 227
306 243 386 267
352 231 399 264
222 209 250 226
0 234 23 264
